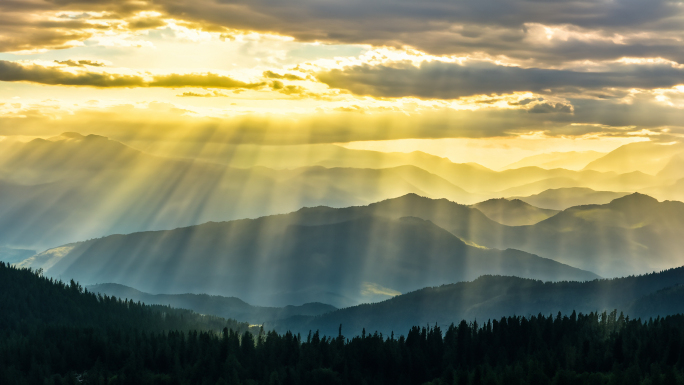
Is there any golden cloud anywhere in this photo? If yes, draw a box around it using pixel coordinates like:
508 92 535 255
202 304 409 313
0 60 265 89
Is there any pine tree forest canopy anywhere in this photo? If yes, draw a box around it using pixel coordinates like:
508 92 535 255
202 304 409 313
3 263 684 384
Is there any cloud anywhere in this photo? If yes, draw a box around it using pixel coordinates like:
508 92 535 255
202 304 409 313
0 60 265 89
127 17 167 30
2 0 684 65
2 92 683 145
528 102 573 114
177 91 228 97
317 61 684 99
55 59 106 67
149 73 265 89
263 71 304 81
0 60 145 87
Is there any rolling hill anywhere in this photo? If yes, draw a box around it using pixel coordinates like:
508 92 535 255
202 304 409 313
87 283 337 325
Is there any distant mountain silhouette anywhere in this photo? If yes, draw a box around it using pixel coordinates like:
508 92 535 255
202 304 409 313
22 213 598 307
86 283 337 324
583 141 684 175
1 133 679 252
471 198 559 226
657 154 684 180
0 133 480 249
503 151 605 171
269 266 684 336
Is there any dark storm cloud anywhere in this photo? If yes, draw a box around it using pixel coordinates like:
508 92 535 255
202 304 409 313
316 61 684 99
2 0 684 65
0 60 265 89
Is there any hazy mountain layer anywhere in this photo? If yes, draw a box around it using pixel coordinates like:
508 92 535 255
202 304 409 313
133 139 678 194
657 155 684 180
503 151 605 171
1 132 681 253
514 187 630 210
22 214 598 308
583 141 684 175
0 133 480 249
281 193 684 278
494 193 684 277
471 198 559 226
87 283 337 325
269 267 684 336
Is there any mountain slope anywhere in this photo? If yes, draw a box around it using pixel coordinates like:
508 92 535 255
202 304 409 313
270 267 684 336
0 262 252 334
583 141 684 175
495 193 684 277
515 187 630 210
87 283 337 325
471 198 559 226
503 151 605 171
657 154 684 180
23 214 598 308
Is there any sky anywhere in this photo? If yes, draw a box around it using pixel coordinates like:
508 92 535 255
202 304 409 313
1 0 683 168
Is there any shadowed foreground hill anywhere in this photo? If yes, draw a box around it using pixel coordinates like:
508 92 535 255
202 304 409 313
6 261 684 385
23 212 597 308
87 283 337 325
0 262 251 335
270 266 684 337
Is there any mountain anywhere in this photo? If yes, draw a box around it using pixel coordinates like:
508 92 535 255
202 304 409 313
0 262 252 334
503 151 605 171
87 283 337 325
643 178 684 203
491 193 684 277
21 211 598 307
515 187 630 210
269 266 684 336
583 141 684 175
471 198 559 226
2 133 677 252
117 136 674 194
657 154 684 180
0 134 487 249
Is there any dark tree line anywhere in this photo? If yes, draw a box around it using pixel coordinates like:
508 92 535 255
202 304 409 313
2 262 684 385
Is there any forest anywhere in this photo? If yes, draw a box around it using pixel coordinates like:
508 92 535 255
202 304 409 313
2 262 684 385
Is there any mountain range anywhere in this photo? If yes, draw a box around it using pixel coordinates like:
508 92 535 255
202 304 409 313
21 210 597 307
19 191 684 300
0 133 682 252
268 266 684 336
86 283 337 325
